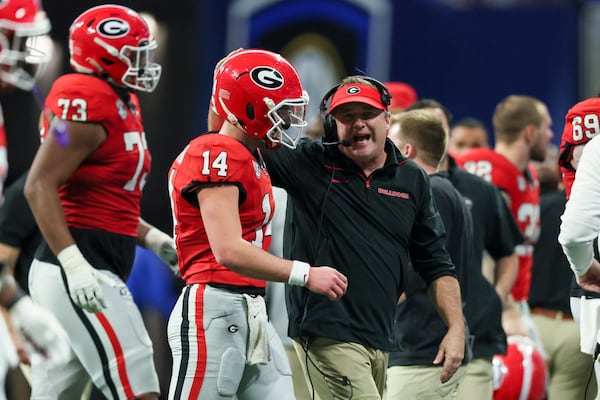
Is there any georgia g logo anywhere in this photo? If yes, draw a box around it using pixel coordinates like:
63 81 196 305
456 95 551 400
346 86 361 95
250 66 284 90
98 18 130 38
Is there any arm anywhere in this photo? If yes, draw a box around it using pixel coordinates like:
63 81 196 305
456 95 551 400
495 253 528 335
428 275 465 383
25 119 105 255
572 259 600 292
1 275 69 365
197 184 347 300
0 243 21 277
501 294 529 337
494 252 518 304
24 119 113 312
559 136 600 283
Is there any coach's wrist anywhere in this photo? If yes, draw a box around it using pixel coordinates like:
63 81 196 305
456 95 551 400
288 260 310 287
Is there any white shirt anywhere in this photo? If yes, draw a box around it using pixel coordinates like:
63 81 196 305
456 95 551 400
559 135 600 275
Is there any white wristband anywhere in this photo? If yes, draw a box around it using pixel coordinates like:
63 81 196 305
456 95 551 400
288 260 310 287
57 244 87 274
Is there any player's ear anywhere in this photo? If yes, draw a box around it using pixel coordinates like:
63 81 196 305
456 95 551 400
523 124 537 144
402 143 416 159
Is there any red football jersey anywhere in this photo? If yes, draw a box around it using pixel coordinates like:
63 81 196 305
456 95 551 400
168 133 273 287
41 74 150 237
559 98 600 199
456 148 540 301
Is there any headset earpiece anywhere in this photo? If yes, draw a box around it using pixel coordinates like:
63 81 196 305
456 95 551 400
363 77 392 108
320 85 340 144
319 78 391 145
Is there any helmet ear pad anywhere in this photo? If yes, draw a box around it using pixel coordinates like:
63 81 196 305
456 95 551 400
319 77 391 144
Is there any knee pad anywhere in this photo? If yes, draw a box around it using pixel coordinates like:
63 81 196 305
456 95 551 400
217 347 245 396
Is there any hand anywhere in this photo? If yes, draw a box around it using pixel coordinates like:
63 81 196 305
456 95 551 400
58 245 115 313
65 263 115 313
502 307 529 337
10 297 70 366
306 266 348 301
433 327 465 383
2 307 28 364
213 48 244 80
576 260 600 292
144 227 179 276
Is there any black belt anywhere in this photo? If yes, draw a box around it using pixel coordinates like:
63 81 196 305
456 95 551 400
207 282 265 296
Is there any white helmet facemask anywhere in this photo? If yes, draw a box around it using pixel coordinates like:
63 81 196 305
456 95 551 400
0 19 51 90
265 90 309 149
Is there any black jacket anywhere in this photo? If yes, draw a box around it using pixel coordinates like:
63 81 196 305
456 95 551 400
0 171 41 292
261 138 457 351
529 190 583 310
389 173 473 366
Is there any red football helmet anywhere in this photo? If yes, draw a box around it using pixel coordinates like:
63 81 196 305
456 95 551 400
212 48 308 149
559 98 600 199
493 335 547 400
0 0 51 90
69 4 161 92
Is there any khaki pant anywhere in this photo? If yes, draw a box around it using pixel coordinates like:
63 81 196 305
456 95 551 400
285 346 313 400
292 337 388 400
532 313 597 400
455 358 492 400
385 364 467 400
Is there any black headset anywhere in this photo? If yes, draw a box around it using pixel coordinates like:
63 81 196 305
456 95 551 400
319 77 392 144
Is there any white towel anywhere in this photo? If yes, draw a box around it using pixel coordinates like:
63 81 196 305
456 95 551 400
578 296 600 355
243 294 271 365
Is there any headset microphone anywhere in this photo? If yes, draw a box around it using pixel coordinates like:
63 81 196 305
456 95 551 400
323 138 352 147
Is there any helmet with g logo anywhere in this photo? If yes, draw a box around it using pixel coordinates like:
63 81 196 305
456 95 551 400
69 4 161 92
0 0 51 90
212 48 308 149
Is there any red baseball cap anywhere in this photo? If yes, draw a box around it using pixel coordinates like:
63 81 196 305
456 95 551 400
385 81 418 110
328 83 387 114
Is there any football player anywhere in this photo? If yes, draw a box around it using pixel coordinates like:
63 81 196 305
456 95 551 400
24 5 173 399
559 97 600 398
167 48 347 399
455 95 553 346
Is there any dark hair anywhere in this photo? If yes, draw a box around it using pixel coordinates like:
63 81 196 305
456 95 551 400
451 117 487 132
406 98 453 124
